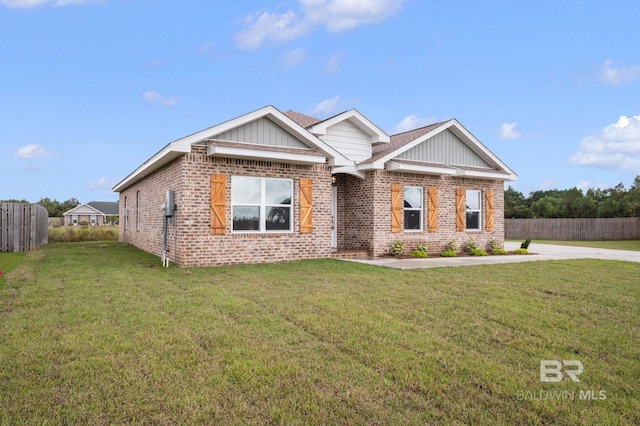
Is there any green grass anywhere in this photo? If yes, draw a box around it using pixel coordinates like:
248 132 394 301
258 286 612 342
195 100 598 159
0 252 26 285
1 242 639 424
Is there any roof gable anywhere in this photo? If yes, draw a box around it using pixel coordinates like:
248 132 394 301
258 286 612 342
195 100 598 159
396 128 491 168
307 109 390 144
113 106 352 192
362 119 517 180
64 204 102 216
211 116 310 149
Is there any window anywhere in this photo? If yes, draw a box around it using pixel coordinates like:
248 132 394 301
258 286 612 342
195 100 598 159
466 190 481 230
232 176 292 232
136 191 141 230
403 186 423 231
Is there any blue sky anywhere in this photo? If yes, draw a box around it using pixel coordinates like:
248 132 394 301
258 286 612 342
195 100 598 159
2 0 639 203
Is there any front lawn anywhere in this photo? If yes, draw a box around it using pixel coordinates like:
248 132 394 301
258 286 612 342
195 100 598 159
1 242 638 424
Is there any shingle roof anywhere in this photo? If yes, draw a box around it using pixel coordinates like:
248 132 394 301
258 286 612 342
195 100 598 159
87 201 119 215
283 110 322 128
360 121 449 164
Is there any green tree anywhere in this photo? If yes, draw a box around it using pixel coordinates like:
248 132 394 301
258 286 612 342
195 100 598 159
504 186 532 218
37 197 80 217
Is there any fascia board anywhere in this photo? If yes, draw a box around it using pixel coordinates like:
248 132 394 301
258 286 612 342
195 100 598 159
386 161 457 176
112 144 189 192
447 120 518 177
308 109 390 143
208 145 326 165
454 167 518 181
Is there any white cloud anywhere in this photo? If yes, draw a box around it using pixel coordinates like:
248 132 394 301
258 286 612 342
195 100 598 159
600 59 640 86
498 122 523 140
569 115 640 173
235 0 404 50
1 0 98 8
308 95 342 117
235 10 309 50
279 48 307 69
536 178 560 191
87 177 108 189
323 52 345 74
393 115 436 134
13 144 56 159
142 91 178 107
302 0 404 32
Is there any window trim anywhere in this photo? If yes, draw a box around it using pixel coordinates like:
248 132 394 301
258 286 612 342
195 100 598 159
231 175 294 233
465 189 482 231
403 186 423 232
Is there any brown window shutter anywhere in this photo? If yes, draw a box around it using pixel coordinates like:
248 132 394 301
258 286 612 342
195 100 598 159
455 188 465 232
391 184 402 233
299 178 313 233
427 187 438 232
486 190 494 231
210 174 226 235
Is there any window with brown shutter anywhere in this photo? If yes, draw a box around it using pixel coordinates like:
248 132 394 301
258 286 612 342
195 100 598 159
455 188 465 232
210 174 226 235
299 178 312 233
391 184 402 233
486 190 494 231
427 187 438 232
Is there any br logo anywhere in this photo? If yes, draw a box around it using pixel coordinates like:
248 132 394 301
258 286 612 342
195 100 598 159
540 360 584 383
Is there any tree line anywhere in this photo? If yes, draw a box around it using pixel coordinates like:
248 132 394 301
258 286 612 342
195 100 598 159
0 197 80 217
505 176 640 219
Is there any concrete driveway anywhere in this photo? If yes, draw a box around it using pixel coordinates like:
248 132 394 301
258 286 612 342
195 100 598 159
342 242 640 270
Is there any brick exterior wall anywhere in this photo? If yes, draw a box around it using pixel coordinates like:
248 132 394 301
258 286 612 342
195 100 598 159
118 145 506 266
118 146 333 267
335 170 505 257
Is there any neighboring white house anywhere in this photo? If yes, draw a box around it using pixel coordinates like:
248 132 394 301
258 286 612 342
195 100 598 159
63 201 119 226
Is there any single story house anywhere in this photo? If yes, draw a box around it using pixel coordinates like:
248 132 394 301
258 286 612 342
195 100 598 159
63 201 119 226
112 105 516 267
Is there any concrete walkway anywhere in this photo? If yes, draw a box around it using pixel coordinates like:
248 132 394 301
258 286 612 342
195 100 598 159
341 242 640 270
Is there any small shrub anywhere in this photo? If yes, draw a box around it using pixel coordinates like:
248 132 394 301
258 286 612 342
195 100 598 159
391 240 404 257
440 250 457 257
463 238 477 253
446 240 457 252
410 249 428 258
514 248 529 255
470 248 487 256
487 239 502 252
410 242 428 258
520 238 532 249
492 248 507 255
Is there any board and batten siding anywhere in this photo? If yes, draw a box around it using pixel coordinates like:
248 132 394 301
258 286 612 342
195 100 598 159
397 129 491 168
213 117 309 149
319 119 372 163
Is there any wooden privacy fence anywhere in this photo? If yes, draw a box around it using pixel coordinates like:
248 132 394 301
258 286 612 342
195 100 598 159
505 218 640 241
1 203 49 252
